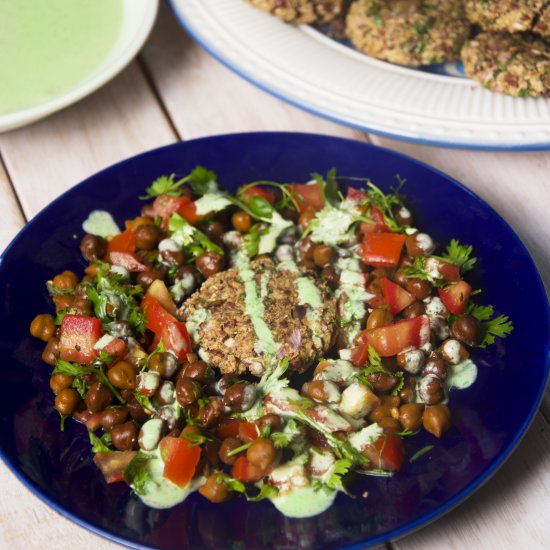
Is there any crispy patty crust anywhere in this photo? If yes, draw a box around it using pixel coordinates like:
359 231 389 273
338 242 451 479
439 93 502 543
345 0 470 66
246 0 346 24
461 31 550 96
181 257 336 376
464 0 546 33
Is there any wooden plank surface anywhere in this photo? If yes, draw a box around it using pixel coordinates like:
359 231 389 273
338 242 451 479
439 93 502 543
140 2 366 142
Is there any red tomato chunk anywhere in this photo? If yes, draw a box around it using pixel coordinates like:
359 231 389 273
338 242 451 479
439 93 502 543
59 314 103 365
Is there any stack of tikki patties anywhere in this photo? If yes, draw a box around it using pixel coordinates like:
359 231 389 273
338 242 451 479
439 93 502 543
461 1 550 97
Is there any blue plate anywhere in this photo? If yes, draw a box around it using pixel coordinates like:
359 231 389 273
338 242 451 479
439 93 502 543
0 133 548 549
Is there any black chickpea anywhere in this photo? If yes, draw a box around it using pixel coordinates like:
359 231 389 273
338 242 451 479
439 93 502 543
366 372 398 393
176 377 201 406
100 406 129 431
405 278 432 300
312 245 334 268
393 269 409 286
223 383 257 412
321 265 339 290
199 396 224 427
126 398 149 422
196 252 224 278
136 269 164 290
297 236 315 261
377 416 402 434
111 421 138 451
149 352 179 379
204 220 225 241
199 473 231 503
401 301 426 319
85 382 113 413
231 211 252 233
182 360 212 383
80 234 107 261
423 404 452 437
246 438 276 470
135 223 162 250
298 207 316 230
399 403 425 432
30 313 56 342
421 354 448 380
257 413 283 433
451 314 482 346
160 249 185 267
54 388 80 415
218 437 242 465
52 270 79 291
107 361 136 390
49 373 74 394
418 376 445 405
42 337 60 366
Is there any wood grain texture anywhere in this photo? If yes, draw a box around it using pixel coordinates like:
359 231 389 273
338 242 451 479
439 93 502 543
0 158 25 252
394 413 550 550
0 461 120 550
0 62 175 219
140 2 367 142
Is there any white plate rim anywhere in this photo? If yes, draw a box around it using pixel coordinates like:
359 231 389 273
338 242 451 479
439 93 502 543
0 0 159 133
169 0 550 151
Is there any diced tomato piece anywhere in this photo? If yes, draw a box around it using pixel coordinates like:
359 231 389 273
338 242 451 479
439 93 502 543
381 278 416 315
238 422 260 442
177 200 203 226
141 294 177 335
367 315 430 357
368 294 386 309
346 186 366 202
159 436 202 488
216 418 242 439
231 456 267 484
161 321 192 361
146 279 177 315
107 251 149 272
102 337 128 362
106 229 136 255
362 434 405 472
59 314 103 365
73 410 103 431
94 451 137 484
362 233 406 267
350 342 370 367
241 186 276 205
152 195 191 229
438 280 472 315
292 183 325 213
125 216 154 231
425 257 460 282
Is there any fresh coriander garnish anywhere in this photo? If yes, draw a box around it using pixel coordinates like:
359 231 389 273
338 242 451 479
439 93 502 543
140 166 218 199
437 239 477 274
468 303 514 347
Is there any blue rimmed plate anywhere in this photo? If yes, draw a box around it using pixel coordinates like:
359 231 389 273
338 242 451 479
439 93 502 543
0 133 548 549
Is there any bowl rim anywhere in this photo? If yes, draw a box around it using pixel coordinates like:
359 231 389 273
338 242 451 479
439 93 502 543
1 132 549 549
0 0 159 133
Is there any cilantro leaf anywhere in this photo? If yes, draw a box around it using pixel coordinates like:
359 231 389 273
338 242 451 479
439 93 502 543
140 174 187 199
478 314 514 348
55 308 77 325
216 473 246 494
186 166 218 196
247 483 279 502
88 431 113 452
46 281 73 296
123 452 156 495
325 458 352 492
359 180 406 233
311 168 341 207
243 224 268 257
468 303 514 347
438 239 477 274
168 213 223 255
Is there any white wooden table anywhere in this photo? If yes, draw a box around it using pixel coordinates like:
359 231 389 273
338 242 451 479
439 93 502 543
1 4 549 549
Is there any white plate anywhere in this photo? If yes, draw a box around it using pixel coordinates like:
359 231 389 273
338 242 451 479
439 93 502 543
0 0 158 133
170 0 550 150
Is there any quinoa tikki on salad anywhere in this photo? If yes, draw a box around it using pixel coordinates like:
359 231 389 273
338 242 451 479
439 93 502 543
30 167 513 516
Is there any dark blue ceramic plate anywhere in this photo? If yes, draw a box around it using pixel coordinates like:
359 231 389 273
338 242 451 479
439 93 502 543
0 133 548 549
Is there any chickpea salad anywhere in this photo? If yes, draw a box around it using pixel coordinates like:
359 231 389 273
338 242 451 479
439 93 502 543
30 167 514 517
